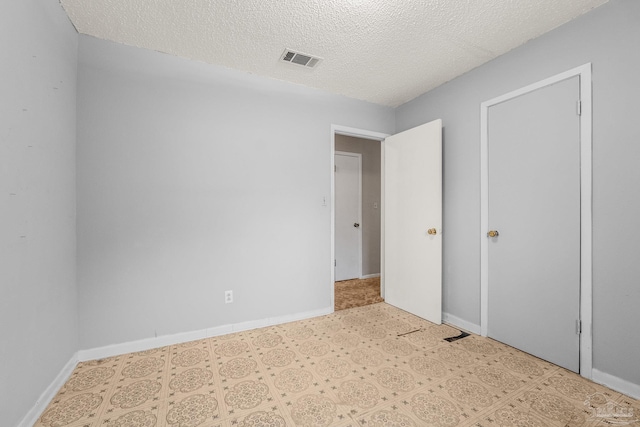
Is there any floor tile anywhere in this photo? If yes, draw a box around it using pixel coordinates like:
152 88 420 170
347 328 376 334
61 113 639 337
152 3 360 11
33 303 639 427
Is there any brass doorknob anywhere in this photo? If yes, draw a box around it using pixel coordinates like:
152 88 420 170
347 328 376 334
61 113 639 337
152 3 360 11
427 228 437 235
487 230 499 238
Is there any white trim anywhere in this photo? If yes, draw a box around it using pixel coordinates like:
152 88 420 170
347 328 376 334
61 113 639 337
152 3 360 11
331 125 389 308
18 353 78 427
443 312 481 335
480 63 593 378
332 125 388 141
78 306 333 361
360 273 381 279
579 65 593 378
335 151 363 280
592 369 640 400
380 141 385 300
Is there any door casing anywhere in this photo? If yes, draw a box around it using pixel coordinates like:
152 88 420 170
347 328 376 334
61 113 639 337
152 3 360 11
480 63 593 378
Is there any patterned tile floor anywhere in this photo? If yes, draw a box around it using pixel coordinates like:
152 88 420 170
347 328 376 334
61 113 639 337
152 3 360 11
35 303 639 427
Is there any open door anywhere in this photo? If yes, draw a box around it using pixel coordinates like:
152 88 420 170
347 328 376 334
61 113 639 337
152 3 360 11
384 119 442 324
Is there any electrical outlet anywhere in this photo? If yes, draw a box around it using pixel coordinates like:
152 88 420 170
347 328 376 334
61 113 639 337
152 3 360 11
225 290 233 304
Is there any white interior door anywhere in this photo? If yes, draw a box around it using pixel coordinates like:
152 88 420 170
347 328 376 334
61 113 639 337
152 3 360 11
384 119 442 324
335 152 361 281
487 77 581 372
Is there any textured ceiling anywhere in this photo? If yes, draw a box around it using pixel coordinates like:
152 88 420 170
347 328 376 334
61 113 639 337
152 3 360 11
60 0 609 107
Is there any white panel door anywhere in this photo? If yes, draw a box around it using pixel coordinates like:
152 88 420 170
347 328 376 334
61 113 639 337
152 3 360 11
335 152 361 281
384 119 442 324
487 77 581 372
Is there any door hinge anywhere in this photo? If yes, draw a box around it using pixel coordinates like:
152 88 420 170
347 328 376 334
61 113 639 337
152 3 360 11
576 100 582 116
334 165 337 172
576 320 582 334
334 259 336 266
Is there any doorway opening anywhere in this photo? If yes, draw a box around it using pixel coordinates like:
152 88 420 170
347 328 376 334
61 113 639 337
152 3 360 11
331 126 388 311
334 137 381 311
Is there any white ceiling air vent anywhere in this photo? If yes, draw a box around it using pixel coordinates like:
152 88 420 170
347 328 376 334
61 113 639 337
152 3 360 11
280 49 322 69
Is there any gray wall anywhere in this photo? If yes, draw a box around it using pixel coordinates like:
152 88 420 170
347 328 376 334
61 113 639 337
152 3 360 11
6 2 638 423
76 36 395 349
335 135 382 277
0 1 78 425
396 0 640 386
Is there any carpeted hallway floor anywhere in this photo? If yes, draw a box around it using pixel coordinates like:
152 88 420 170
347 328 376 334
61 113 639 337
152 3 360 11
334 276 383 311
34 302 639 427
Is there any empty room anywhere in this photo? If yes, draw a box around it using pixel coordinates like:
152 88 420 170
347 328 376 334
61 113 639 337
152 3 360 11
2 0 639 426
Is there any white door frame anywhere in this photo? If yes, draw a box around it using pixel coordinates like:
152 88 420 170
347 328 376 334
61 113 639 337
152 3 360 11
480 63 593 378
331 125 389 310
335 151 363 281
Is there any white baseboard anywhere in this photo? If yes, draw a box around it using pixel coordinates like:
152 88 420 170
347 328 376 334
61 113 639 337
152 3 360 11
592 368 640 400
78 306 334 362
360 273 380 279
18 353 78 427
442 312 481 335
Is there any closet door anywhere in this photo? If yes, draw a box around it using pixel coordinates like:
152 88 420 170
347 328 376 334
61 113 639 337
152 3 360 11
487 77 581 372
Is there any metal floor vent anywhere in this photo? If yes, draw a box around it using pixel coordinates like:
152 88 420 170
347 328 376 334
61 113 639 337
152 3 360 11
280 49 322 68
444 331 470 342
